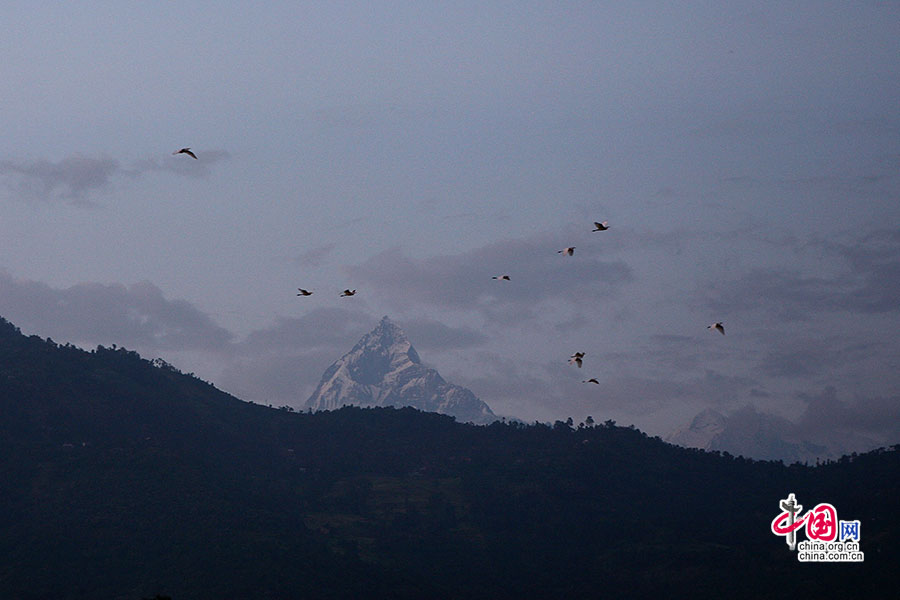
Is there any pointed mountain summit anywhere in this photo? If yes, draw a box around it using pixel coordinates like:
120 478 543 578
305 317 495 424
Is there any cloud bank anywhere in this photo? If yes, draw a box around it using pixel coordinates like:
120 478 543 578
0 272 232 351
0 151 231 204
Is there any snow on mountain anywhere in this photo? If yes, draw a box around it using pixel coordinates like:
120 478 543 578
665 408 727 451
305 316 496 424
666 405 882 463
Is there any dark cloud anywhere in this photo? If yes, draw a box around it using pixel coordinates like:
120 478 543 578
635 333 751 376
707 267 841 320
705 229 900 319
236 308 374 354
0 272 232 351
345 234 633 323
636 336 706 373
796 386 900 443
578 367 768 423
821 229 900 313
756 339 878 378
293 244 336 268
450 354 572 420
221 308 377 405
0 156 120 204
452 348 766 425
0 151 231 204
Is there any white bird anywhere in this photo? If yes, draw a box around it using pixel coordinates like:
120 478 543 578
582 378 600 384
173 147 197 159
708 322 725 335
296 288 312 296
558 247 576 256
592 221 609 231
340 289 357 297
492 275 511 281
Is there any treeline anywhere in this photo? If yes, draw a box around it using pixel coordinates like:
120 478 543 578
0 316 897 599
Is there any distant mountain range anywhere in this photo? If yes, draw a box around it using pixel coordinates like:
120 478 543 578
667 406 882 464
305 316 496 424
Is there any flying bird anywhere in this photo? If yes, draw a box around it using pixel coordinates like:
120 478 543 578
173 147 197 159
569 352 584 368
340 289 356 297
558 247 576 256
582 378 600 384
708 322 725 335
492 275 511 281
296 288 312 296
592 221 609 231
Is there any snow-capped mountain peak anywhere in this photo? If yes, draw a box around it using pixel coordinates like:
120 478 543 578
305 316 495 424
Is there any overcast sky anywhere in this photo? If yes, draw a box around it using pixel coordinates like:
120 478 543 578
1 2 897 447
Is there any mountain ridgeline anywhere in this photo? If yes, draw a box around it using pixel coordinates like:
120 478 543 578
0 316 897 599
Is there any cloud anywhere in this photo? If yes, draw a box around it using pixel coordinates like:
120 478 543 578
597 369 761 415
220 308 377 405
399 318 488 352
756 339 878 378
821 229 900 313
705 228 900 319
293 244 336 268
345 233 633 323
0 272 488 408
0 151 231 204
0 272 232 351
671 399 894 463
795 386 900 443
0 156 120 204
236 308 373 354
643 334 707 372
220 310 489 405
449 353 573 421
679 386 900 462
0 274 379 405
217 352 333 407
707 268 843 320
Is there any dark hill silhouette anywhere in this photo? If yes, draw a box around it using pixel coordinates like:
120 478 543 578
0 316 897 599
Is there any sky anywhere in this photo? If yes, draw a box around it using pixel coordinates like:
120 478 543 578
1 2 898 449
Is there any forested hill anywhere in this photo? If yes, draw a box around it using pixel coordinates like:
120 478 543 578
0 316 897 599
